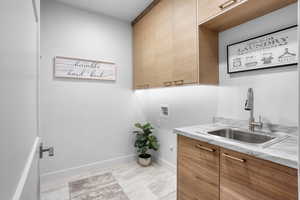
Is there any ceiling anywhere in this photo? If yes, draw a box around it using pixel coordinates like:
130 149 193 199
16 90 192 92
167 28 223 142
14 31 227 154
55 0 153 21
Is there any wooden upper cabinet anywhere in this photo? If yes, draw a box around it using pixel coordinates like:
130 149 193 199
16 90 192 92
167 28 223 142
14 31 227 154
199 0 297 31
198 0 227 23
220 148 298 200
133 0 173 89
133 0 297 89
178 136 220 200
133 18 147 89
133 0 199 89
133 12 155 89
133 2 168 89
152 0 174 88
142 8 158 88
198 0 246 24
198 27 219 85
173 0 199 85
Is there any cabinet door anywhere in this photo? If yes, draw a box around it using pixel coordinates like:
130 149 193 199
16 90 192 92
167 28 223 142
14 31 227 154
134 0 199 89
133 19 147 89
198 0 244 24
173 0 198 85
178 136 219 200
133 0 174 89
220 148 298 200
152 0 174 87
141 10 157 88
133 7 158 89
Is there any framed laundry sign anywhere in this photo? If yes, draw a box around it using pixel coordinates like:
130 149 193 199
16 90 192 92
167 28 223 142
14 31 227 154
227 25 298 74
54 56 117 80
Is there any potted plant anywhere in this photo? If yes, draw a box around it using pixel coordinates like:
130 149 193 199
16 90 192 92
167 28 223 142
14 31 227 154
133 122 159 166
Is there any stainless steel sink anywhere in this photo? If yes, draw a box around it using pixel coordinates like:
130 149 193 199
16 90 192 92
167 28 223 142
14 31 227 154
207 129 275 144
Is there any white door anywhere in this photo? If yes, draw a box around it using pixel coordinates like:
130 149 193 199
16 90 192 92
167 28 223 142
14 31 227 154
0 0 41 199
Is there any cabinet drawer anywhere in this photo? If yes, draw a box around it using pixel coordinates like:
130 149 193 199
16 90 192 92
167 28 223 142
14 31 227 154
220 148 298 200
178 136 219 200
178 135 219 162
198 0 245 24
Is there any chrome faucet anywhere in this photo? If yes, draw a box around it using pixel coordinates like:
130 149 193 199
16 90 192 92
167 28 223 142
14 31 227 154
245 88 263 131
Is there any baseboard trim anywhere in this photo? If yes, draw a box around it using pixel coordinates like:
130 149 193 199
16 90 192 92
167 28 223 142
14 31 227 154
41 154 136 183
12 137 40 200
156 158 176 173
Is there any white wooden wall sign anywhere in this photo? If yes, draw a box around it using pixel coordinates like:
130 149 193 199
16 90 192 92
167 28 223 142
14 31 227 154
227 25 298 74
54 56 117 81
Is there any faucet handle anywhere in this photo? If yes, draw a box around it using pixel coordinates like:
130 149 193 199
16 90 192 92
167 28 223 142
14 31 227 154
257 115 263 129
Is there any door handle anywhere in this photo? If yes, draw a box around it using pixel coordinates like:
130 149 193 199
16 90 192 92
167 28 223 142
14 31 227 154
219 0 238 10
144 84 150 89
40 143 54 159
174 80 184 85
195 144 216 152
222 153 245 162
164 81 173 87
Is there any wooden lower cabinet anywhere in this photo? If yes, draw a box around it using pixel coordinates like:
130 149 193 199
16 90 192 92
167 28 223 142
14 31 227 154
177 135 298 200
177 136 220 200
220 148 298 200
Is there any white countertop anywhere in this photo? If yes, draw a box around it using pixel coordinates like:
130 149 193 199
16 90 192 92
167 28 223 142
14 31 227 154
174 123 298 169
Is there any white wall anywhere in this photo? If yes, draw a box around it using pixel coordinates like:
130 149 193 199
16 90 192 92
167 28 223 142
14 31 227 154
40 0 145 175
0 0 39 199
136 86 219 166
218 3 298 126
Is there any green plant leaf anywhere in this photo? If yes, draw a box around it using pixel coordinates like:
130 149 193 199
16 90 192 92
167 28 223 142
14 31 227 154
134 123 142 129
133 122 159 155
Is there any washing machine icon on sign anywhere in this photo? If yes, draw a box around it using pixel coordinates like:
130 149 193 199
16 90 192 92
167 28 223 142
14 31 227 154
261 53 274 65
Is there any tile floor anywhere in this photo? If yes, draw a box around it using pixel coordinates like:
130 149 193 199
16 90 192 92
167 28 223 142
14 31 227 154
41 161 177 200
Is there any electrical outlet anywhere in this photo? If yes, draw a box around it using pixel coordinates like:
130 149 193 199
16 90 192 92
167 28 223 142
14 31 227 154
160 104 169 118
